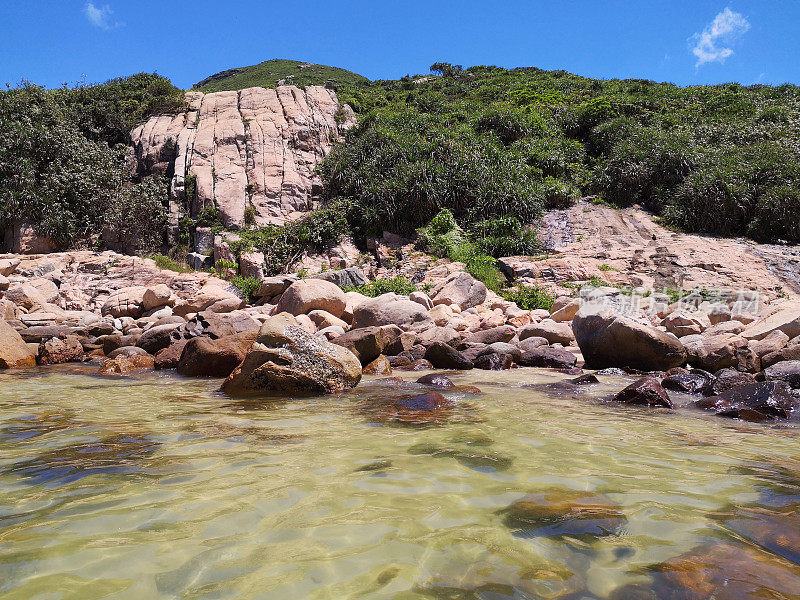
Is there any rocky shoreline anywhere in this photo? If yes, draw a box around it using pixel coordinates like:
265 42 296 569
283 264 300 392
2 250 800 426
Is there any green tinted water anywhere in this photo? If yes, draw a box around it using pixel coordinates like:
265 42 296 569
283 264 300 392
1 367 799 599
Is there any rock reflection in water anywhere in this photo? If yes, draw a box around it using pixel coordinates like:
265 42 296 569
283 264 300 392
0 411 87 441
7 432 161 485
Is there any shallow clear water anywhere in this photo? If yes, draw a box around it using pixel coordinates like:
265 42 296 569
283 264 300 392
1 366 800 599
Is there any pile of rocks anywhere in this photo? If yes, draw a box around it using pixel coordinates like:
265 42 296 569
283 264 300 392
2 250 800 423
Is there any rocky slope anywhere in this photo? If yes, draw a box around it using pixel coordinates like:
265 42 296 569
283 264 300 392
500 201 800 301
131 85 355 231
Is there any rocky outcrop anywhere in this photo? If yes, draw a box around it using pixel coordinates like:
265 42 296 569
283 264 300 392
131 85 355 231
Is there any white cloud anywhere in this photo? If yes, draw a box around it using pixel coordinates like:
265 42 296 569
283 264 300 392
690 7 750 67
84 3 120 30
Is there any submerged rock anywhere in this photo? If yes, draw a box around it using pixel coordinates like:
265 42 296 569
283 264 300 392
221 314 362 397
695 381 797 421
501 489 626 538
99 354 155 376
612 376 673 408
718 504 800 566
360 391 457 425
611 542 800 600
416 373 455 388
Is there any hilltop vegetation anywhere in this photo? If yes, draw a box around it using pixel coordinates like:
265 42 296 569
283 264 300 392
322 63 800 244
193 59 369 93
0 74 183 250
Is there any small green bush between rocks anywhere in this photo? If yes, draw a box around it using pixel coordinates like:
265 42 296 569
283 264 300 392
501 285 556 311
342 276 417 297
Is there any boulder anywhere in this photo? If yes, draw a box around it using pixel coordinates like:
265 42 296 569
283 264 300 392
0 318 37 368
750 330 790 358
154 338 190 370
417 326 461 348
549 297 581 323
313 267 368 289
481 342 522 362
4 283 47 310
517 347 577 369
424 342 473 370
708 368 756 396
187 252 213 271
136 323 184 355
463 325 516 346
741 301 800 341
661 370 714 394
316 325 345 340
352 293 434 331
612 376 673 408
431 273 487 310
253 274 298 299
362 355 392 375
409 291 434 310
474 351 513 370
516 336 549 354
221 314 362 396
572 304 686 371
663 310 710 337
762 341 800 369
102 286 147 319
0 258 20 276
763 360 800 389
520 319 574 345
275 279 347 318
19 325 73 343
99 354 154 375
332 326 389 365
307 309 348 331
174 285 244 316
142 284 174 311
682 333 747 372
37 335 84 365
177 332 257 377
239 252 265 279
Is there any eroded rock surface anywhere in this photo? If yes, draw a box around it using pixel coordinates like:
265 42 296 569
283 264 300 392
131 85 355 230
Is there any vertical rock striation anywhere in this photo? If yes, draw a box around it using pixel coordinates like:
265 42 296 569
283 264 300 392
131 85 353 231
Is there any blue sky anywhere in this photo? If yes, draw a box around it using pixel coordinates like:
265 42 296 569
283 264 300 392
2 1 798 89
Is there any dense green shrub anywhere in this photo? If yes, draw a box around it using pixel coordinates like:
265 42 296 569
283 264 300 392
0 75 182 250
231 275 262 303
501 285 556 311
232 207 347 275
342 276 417 297
325 64 800 244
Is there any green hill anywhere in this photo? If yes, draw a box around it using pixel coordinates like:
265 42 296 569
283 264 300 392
193 59 369 92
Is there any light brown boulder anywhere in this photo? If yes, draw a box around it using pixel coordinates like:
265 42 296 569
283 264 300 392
307 309 348 331
177 331 258 377
275 279 347 318
342 291 369 324
142 284 175 311
409 291 434 310
682 333 747 372
0 274 8 292
431 272 487 310
750 330 790 359
221 314 362 396
520 319 575 345
0 318 37 368
550 297 581 322
741 301 800 341
572 304 686 371
102 286 147 319
174 285 244 316
254 275 298 299
705 320 745 336
28 278 59 304
4 283 47 309
352 293 434 332
429 304 456 326
0 258 20 276
663 311 711 337
417 326 461 348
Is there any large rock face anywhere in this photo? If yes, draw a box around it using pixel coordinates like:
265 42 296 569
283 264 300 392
572 304 687 371
221 314 362 396
131 85 355 230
